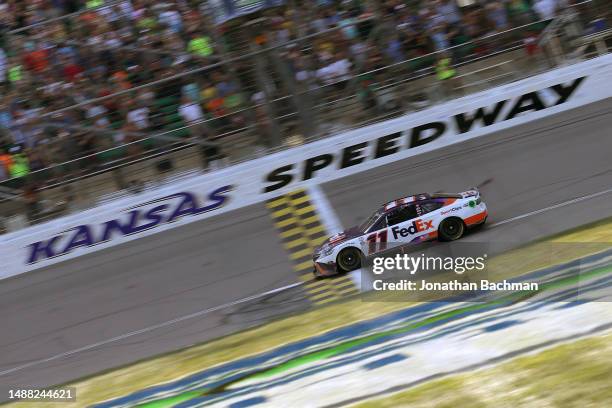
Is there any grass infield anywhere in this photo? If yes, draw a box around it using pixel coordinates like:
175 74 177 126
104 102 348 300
354 330 612 408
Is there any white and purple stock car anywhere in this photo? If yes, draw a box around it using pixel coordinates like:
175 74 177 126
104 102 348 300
313 189 488 277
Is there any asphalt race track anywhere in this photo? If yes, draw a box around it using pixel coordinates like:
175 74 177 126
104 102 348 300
0 99 610 398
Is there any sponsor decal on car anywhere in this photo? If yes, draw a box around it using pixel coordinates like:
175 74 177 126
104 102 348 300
391 219 434 239
329 234 346 245
441 206 463 215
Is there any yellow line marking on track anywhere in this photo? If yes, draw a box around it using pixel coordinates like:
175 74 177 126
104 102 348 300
285 238 309 249
334 281 355 290
266 198 287 209
268 189 359 305
295 260 314 271
305 283 329 292
303 225 326 236
290 248 313 260
305 280 332 291
275 218 298 228
301 215 320 225
338 285 359 294
310 290 336 301
280 227 303 239
314 296 336 305
271 207 293 218
297 275 314 284
288 195 310 205
295 206 316 215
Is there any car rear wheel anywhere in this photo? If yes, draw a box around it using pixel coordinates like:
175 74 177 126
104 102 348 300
438 218 465 241
337 247 362 272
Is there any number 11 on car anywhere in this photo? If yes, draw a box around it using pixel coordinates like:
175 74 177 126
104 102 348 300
366 230 387 255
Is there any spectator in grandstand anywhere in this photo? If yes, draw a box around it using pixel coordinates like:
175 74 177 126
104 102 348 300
356 73 379 115
6 144 29 185
6 54 25 88
0 46 6 84
178 94 205 138
22 40 50 75
0 147 11 181
26 146 46 174
533 0 561 20
430 23 451 51
0 97 11 133
316 51 352 88
435 52 461 99
385 32 406 62
187 31 214 59
523 30 540 58
181 78 201 104
436 0 462 25
585 16 607 34
126 101 150 131
486 1 511 31
22 182 40 222
76 129 97 157
507 0 535 26
0 159 6 181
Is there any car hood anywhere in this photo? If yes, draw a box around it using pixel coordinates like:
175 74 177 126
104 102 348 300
322 226 362 248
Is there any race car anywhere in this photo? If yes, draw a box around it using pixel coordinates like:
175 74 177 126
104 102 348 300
313 189 487 277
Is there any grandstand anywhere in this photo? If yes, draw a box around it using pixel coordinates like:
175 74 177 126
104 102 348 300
0 0 610 232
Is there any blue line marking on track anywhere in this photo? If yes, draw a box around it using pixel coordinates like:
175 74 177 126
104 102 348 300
554 300 590 309
482 320 523 332
363 354 408 370
229 396 267 408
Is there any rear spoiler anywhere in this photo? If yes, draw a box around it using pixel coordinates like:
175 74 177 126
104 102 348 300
461 188 480 198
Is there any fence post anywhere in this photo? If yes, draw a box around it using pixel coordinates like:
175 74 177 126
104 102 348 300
245 21 282 147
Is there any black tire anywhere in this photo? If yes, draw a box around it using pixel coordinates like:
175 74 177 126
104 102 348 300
337 247 362 272
438 218 465 241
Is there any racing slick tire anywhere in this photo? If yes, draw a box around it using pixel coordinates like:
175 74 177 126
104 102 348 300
337 247 362 273
438 217 465 241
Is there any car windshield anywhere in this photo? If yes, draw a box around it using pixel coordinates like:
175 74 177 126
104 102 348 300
359 208 385 233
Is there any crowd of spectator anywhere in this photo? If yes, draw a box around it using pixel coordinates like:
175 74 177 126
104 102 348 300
0 0 592 190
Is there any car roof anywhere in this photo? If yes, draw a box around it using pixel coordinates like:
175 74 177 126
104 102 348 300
382 193 430 211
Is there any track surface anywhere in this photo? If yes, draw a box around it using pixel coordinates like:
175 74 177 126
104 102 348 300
0 100 610 397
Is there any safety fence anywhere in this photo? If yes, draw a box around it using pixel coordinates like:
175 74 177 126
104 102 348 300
0 0 609 232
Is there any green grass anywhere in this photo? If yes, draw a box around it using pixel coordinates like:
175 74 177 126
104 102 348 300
355 331 612 408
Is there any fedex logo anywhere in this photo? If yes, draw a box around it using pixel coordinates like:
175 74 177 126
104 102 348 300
391 219 433 239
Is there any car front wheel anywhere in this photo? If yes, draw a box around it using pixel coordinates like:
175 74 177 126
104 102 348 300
337 247 362 272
